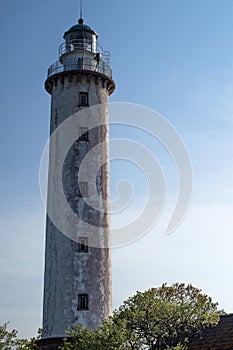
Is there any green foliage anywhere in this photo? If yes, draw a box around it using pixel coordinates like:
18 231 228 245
60 320 127 350
0 322 18 350
112 282 221 349
0 323 39 350
166 344 187 350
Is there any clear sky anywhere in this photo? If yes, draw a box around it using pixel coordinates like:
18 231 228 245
0 0 233 339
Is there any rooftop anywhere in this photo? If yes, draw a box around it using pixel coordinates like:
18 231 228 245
63 18 97 39
189 314 233 350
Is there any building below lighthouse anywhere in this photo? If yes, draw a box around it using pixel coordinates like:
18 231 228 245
39 15 115 348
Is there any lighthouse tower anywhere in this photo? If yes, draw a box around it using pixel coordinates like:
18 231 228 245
41 14 115 347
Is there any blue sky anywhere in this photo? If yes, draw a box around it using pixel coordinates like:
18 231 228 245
0 0 233 338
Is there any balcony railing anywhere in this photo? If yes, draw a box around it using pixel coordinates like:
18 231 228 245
59 39 111 66
47 57 112 78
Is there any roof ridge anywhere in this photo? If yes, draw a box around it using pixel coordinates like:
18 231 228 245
220 313 233 318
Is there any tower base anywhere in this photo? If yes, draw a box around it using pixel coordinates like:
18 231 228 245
36 337 70 350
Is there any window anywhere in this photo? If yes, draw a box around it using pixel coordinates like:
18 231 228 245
78 237 88 253
79 127 89 142
79 92 88 106
78 182 88 197
78 294 89 310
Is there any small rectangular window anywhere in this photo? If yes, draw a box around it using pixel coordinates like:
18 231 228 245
79 127 89 142
79 92 89 107
78 237 88 253
78 182 88 197
78 294 89 310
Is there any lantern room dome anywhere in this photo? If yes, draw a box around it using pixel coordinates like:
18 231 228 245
63 18 98 39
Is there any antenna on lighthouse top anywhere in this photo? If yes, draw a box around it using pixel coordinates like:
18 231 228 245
78 0 84 24
80 0 83 19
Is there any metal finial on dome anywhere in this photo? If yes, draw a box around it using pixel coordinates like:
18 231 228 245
78 0 83 23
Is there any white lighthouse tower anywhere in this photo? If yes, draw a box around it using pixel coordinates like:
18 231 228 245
40 12 115 349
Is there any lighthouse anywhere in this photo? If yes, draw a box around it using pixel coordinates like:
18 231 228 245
40 13 115 348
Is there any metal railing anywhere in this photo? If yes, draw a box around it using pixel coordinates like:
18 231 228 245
47 57 112 78
59 39 111 66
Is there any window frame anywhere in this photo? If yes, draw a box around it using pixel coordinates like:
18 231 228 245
77 237 89 253
79 127 89 142
78 182 88 197
77 294 89 310
79 92 89 107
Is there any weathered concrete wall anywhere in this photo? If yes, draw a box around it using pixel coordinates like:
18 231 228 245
42 73 112 337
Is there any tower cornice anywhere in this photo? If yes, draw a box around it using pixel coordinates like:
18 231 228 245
45 70 115 95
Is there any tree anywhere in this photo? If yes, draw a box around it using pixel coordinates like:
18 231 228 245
60 283 222 350
0 322 18 350
0 322 38 350
111 283 221 349
60 320 128 350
